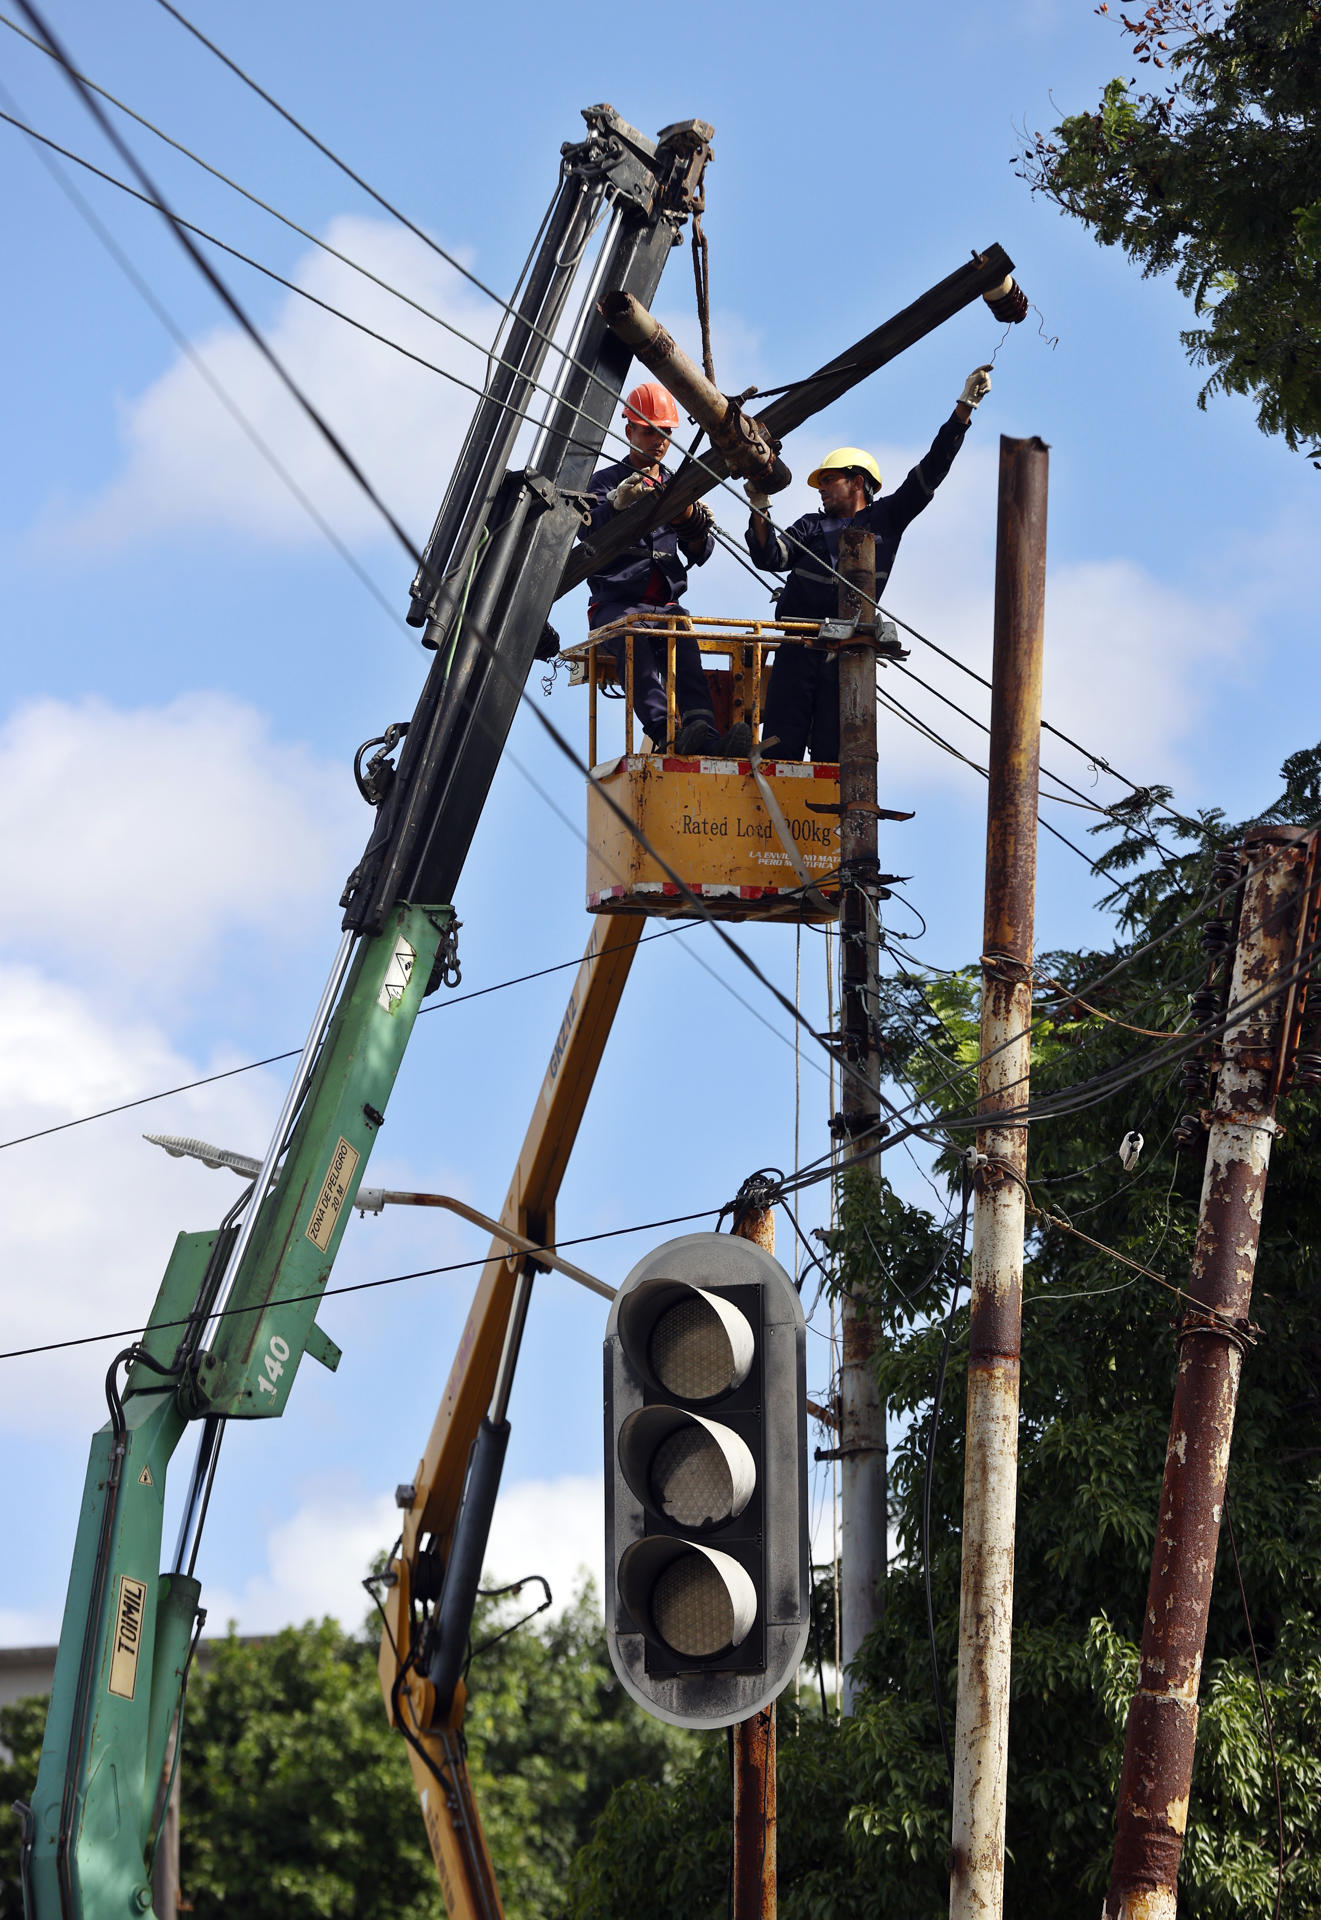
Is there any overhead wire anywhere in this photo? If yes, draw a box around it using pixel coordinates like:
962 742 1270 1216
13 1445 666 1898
18 0 1263 1190
889 655 1183 869
0 924 694 1154
0 12 607 417
3 36 1202 871
0 1201 728 1365
7 29 856 1132
7 3 1205 853
0 112 840 1136
147 0 600 353
0 83 410 635
0 107 616 481
775 898 1316 1201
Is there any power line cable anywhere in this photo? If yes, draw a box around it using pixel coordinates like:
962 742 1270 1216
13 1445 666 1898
0 83 410 633
31 4 1203 836
890 656 1182 869
6 90 844 1169
0 12 603 412
871 672 1149 896
0 109 588 448
4 57 1199 863
0 923 693 1154
0 104 647 502
148 0 592 350
0 1203 725 1364
778 894 1319 1197
16 5 881 1117
22 0 1248 1163
0 124 839 1147
13 0 428 574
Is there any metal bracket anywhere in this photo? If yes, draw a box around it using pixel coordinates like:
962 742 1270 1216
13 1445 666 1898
424 915 462 995
829 1111 890 1143
522 470 593 528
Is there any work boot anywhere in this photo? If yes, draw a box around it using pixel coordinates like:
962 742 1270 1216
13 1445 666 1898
714 721 753 759
676 714 719 756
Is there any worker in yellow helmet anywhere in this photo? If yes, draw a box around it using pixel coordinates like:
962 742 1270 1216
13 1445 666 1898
744 366 992 760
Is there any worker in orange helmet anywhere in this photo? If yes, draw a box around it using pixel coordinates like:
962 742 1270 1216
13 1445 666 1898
579 381 750 758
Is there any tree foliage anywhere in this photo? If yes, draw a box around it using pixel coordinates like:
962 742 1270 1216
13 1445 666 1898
0 1584 690 1920
1018 0 1321 458
570 753 1321 1916
0 1695 47 1920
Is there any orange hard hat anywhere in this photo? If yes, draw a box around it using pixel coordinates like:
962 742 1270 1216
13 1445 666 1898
622 381 679 431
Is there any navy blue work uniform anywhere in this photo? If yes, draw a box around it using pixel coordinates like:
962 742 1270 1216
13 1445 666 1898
581 456 716 742
747 412 969 760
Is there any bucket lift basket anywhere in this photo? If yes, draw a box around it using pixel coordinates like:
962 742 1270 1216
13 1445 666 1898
559 614 845 924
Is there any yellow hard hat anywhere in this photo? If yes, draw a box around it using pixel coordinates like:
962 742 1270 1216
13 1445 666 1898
807 447 883 490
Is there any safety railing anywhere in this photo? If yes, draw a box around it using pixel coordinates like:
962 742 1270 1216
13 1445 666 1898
557 612 829 765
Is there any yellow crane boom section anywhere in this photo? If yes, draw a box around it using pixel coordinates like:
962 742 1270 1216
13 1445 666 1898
378 915 644 1917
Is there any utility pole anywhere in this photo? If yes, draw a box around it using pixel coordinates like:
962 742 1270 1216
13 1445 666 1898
1104 824 1320 1920
949 435 1048 1920
732 1192 778 1919
834 526 887 1712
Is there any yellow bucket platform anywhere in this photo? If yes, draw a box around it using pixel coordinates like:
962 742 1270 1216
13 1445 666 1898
561 614 845 924
587 751 841 922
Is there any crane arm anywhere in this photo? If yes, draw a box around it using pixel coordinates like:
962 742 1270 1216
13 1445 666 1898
378 916 643 1918
22 99 709 1919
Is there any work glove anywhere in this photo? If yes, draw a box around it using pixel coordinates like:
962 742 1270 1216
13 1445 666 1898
610 470 659 512
958 365 993 410
743 479 772 514
676 499 715 552
674 499 714 534
533 621 560 663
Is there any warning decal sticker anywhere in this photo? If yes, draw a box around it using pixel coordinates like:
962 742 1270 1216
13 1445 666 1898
377 933 417 1013
305 1136 360 1252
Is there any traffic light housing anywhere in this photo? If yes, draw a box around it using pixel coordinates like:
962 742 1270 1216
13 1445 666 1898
604 1231 809 1728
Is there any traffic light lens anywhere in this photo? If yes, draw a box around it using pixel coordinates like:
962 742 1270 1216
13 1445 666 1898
650 1296 737 1399
651 1425 735 1529
652 1551 736 1657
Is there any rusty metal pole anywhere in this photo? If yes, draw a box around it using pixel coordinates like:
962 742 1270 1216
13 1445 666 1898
949 436 1048 1920
732 1202 777 1919
1104 824 1317 1920
835 527 886 1712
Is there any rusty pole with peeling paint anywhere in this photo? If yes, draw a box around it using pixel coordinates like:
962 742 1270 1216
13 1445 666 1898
732 1203 778 1918
836 526 887 1712
949 436 1048 1920
1103 824 1317 1920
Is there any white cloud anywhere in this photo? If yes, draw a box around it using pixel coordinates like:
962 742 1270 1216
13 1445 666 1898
0 1609 55 1650
483 1473 603 1616
47 217 493 552
36 201 769 565
698 435 1244 798
0 692 359 999
201 1485 399 1637
198 1473 602 1637
885 441 1245 794
0 963 283 1430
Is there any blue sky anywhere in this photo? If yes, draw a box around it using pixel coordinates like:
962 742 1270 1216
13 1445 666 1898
2 0 1317 1646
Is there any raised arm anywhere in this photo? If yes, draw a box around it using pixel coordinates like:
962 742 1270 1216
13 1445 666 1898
867 365 993 534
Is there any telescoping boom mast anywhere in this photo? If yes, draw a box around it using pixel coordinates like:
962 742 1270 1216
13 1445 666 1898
20 105 713 1920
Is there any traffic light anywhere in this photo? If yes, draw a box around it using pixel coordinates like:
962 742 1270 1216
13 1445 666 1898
604 1231 809 1728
